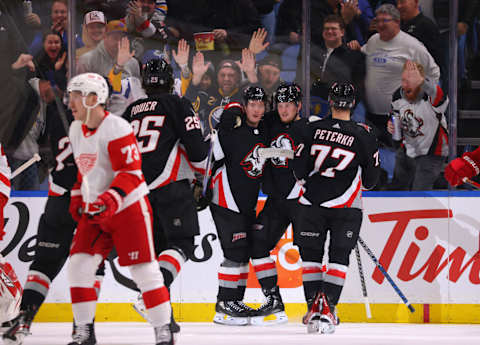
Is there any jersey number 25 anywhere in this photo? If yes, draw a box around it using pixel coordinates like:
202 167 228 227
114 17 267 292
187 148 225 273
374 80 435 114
131 115 165 153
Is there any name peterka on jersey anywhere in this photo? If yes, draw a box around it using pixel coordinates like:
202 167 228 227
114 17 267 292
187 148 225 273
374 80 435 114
130 101 158 115
314 129 355 147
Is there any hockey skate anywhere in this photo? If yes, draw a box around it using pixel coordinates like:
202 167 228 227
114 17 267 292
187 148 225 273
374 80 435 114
67 323 96 345
302 292 322 333
250 287 288 326
133 294 180 333
319 294 339 334
2 309 35 345
154 324 174 345
213 301 250 326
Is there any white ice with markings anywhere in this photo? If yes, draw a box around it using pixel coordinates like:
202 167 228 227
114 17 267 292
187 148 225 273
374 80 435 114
18 322 480 345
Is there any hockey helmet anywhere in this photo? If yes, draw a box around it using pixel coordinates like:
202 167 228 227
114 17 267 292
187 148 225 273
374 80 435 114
142 57 174 91
328 82 355 109
274 82 302 105
67 72 109 106
243 86 267 105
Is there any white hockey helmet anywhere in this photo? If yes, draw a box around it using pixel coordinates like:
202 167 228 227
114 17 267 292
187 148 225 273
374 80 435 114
67 72 109 107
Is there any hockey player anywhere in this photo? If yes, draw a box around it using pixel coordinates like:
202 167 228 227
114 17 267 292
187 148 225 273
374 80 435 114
66 72 172 345
249 83 305 325
209 86 268 325
294 82 380 334
2 104 105 345
0 144 10 241
122 58 208 329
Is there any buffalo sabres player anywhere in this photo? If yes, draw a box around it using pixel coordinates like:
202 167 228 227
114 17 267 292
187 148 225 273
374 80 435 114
249 83 306 325
122 58 208 331
294 82 380 334
209 86 268 325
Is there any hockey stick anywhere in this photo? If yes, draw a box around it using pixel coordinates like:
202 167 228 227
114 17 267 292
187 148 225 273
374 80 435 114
11 153 41 179
355 244 372 318
201 108 218 196
357 236 415 313
462 177 480 189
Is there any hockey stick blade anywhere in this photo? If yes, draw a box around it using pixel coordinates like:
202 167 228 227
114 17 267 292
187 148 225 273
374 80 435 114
11 153 41 179
358 236 415 313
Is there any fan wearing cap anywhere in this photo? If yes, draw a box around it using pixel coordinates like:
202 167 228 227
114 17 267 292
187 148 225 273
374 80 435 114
66 72 174 345
257 54 283 110
76 11 107 58
185 49 258 137
77 20 140 79
208 86 269 325
293 82 380 334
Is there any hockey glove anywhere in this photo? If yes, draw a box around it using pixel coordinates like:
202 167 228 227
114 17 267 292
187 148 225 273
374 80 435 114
88 189 123 224
69 193 83 223
193 179 211 211
444 151 480 187
219 103 243 130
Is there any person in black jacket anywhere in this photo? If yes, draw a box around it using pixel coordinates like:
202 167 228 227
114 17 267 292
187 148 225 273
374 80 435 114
310 15 366 103
210 86 268 326
294 82 380 334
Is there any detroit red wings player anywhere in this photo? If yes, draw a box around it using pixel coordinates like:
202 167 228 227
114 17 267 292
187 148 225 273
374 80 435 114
66 73 173 345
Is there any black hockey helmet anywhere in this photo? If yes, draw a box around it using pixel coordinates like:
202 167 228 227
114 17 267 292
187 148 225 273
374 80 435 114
243 86 268 105
274 82 302 105
328 82 355 109
142 57 174 92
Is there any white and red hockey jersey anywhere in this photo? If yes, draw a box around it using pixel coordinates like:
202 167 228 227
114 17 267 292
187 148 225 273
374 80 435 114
69 112 149 213
0 144 11 199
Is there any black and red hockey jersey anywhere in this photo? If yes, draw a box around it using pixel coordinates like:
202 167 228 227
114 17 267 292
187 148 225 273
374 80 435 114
45 104 77 196
122 93 208 189
262 111 307 199
210 106 268 214
294 117 380 209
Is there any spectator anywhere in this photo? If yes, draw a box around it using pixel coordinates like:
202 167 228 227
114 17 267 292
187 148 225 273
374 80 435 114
34 30 67 91
257 53 282 110
81 0 131 21
125 0 170 55
349 4 439 143
77 20 140 79
185 49 258 136
76 11 107 58
387 61 448 190
397 0 442 81
29 0 83 56
276 0 373 48
309 15 366 103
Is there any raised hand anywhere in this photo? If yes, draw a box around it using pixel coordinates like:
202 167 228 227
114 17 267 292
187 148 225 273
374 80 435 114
117 36 135 67
238 48 255 74
55 52 67 71
172 39 190 67
213 29 227 42
11 54 35 71
249 28 270 55
192 51 211 85
403 60 424 90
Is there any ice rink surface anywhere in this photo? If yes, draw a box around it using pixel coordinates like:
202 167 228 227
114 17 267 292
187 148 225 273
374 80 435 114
20 322 480 345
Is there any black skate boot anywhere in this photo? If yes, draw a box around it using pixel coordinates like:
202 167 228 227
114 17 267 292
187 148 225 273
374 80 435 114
250 286 288 325
2 308 36 345
154 324 174 345
67 323 96 345
213 301 250 326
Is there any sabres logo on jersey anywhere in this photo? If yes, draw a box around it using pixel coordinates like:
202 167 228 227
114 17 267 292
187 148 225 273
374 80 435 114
270 134 294 167
240 143 267 178
75 153 98 175
403 109 424 138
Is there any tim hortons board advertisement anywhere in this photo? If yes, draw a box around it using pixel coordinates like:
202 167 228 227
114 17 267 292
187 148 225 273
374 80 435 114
1 193 480 322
